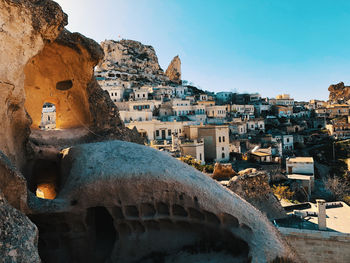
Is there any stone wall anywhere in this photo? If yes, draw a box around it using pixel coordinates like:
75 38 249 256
279 227 350 263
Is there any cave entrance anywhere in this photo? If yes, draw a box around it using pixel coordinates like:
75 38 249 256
88 206 117 262
39 102 56 130
28 159 60 200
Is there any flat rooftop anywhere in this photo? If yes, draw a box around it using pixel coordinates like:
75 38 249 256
287 174 313 181
287 157 314 163
276 201 350 233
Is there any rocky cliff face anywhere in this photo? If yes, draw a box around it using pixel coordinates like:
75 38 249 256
0 0 67 169
328 82 350 103
96 39 180 87
165 55 181 84
0 190 40 263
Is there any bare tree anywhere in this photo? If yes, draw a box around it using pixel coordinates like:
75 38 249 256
324 176 350 200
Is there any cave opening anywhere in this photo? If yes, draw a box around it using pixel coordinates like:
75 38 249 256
89 206 117 262
28 159 61 200
39 102 56 130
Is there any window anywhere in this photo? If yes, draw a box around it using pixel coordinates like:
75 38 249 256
168 129 171 136
222 147 224 151
219 136 221 142
143 94 145 97
179 129 181 133
199 153 202 161
222 153 225 159
286 138 289 143
222 136 225 142
156 130 159 137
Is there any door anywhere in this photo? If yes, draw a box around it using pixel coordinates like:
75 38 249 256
161 130 166 139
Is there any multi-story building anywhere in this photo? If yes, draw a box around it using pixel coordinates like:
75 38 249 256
180 140 205 165
183 125 230 162
216 92 232 103
269 94 294 106
326 118 350 139
39 103 56 130
206 105 227 118
127 119 191 141
246 119 265 132
229 122 247 135
231 104 255 116
275 105 293 117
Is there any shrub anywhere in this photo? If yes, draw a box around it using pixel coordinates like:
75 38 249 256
272 184 294 201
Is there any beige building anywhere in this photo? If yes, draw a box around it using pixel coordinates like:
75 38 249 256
180 140 205 165
206 105 227 118
127 119 190 141
39 103 56 130
231 104 255 116
184 125 230 162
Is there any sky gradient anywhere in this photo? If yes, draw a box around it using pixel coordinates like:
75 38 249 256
55 0 350 101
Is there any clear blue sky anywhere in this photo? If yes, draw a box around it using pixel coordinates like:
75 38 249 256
55 0 350 101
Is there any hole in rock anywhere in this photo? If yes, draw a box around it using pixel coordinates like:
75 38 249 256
39 102 56 130
56 80 73 91
89 207 117 262
28 159 60 200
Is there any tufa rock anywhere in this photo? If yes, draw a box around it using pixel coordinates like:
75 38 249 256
228 170 286 220
0 190 40 263
28 140 299 263
96 39 174 87
165 55 182 84
0 0 67 168
212 162 237 181
328 82 350 103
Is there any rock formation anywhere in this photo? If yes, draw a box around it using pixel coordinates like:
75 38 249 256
165 55 181 84
328 82 350 103
28 140 298 263
97 39 169 85
96 39 181 87
0 190 40 263
212 162 237 181
0 0 67 169
0 0 300 262
228 170 286 220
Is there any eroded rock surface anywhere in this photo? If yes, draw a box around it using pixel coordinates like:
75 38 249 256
228 171 286 220
96 39 177 87
28 140 299 263
0 190 40 263
328 82 350 103
165 55 181 84
0 0 67 168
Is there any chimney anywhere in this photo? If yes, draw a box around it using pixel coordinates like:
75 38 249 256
316 199 327 230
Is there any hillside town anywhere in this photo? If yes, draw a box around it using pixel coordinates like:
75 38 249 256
2 0 350 261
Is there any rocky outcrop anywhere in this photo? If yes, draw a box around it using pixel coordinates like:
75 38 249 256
0 190 40 263
0 0 67 168
328 82 350 103
165 55 181 84
212 162 237 181
28 140 299 263
96 39 180 87
228 170 286 220
0 1 300 262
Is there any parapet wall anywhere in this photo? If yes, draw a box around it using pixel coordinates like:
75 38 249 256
279 227 350 263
